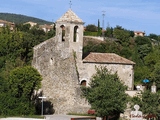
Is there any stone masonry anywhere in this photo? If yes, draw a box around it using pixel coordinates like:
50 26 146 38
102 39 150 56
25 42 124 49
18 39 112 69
32 9 135 114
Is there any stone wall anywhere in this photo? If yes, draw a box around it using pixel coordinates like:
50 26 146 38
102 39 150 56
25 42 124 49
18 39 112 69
84 36 104 41
32 36 90 114
78 62 134 90
32 8 135 116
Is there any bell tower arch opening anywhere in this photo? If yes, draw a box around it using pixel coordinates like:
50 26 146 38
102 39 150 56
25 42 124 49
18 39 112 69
60 25 65 42
55 9 84 59
73 25 79 42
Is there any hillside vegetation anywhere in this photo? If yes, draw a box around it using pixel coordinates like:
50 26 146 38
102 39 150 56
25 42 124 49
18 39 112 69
0 22 160 116
84 25 160 88
0 13 52 24
0 23 55 116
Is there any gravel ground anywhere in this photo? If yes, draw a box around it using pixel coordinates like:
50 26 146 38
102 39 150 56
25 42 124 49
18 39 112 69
46 115 101 120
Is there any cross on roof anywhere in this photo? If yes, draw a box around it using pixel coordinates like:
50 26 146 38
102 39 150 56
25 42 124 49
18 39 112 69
69 0 72 9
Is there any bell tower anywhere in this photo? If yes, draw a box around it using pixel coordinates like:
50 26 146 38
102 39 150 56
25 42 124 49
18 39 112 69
55 9 84 59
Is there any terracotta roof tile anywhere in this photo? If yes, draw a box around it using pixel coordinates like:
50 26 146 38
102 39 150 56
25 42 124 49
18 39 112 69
83 52 135 65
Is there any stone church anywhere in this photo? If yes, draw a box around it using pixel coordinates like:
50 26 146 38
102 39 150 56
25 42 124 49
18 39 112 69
32 9 135 114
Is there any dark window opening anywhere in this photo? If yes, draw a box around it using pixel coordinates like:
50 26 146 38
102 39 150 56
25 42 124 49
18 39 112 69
60 25 65 41
81 80 86 86
73 26 78 42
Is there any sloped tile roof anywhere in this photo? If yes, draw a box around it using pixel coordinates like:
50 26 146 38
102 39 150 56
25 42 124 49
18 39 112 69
83 52 135 65
56 9 83 23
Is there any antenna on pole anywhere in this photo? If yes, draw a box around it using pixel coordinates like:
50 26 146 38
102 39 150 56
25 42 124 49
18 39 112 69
102 11 106 38
69 0 72 9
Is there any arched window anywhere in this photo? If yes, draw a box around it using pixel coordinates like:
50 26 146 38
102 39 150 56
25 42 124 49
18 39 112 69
60 25 65 41
73 26 78 42
81 80 86 86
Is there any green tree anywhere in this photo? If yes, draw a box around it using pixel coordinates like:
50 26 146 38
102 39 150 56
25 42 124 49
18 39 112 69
135 36 151 46
120 47 132 59
129 31 134 37
144 46 160 70
85 24 97 32
8 66 42 97
46 28 56 39
134 36 152 63
134 66 151 85
97 19 101 36
113 26 131 46
0 25 47 66
0 76 10 115
81 67 128 120
4 66 42 115
105 26 113 37
131 90 160 117
16 23 31 32
148 33 159 40
150 62 160 90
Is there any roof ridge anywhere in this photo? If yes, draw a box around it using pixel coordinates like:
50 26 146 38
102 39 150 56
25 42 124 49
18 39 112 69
83 52 135 65
56 9 83 23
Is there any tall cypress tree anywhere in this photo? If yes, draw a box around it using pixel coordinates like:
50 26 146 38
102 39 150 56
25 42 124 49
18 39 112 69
97 19 101 36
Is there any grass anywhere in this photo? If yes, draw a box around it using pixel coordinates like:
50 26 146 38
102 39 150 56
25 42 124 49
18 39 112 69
20 115 45 118
0 115 45 119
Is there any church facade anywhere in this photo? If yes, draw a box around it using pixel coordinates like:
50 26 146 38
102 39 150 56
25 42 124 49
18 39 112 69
32 9 135 114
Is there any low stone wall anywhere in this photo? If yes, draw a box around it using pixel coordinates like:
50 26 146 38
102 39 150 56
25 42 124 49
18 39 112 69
84 36 104 41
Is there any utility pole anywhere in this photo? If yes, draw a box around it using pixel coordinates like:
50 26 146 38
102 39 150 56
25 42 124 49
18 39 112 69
102 11 106 38
39 96 46 116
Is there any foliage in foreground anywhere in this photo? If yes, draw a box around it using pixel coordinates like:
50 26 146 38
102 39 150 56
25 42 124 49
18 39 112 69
81 67 129 120
131 90 160 117
0 23 55 116
0 66 42 116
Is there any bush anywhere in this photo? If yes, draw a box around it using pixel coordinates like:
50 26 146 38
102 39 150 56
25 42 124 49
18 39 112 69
84 31 98 36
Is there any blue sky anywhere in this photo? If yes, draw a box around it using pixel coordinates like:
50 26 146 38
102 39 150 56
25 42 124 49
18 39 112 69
0 0 160 35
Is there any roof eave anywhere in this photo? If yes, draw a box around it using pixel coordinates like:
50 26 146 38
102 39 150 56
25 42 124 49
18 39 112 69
83 61 136 65
55 21 84 25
